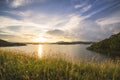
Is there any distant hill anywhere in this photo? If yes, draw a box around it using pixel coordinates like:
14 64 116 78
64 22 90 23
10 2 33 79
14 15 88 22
87 32 120 56
0 39 26 47
0 39 9 44
26 41 93 45
55 41 93 45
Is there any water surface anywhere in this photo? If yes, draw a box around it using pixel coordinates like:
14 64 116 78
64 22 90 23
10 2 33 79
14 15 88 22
0 44 110 62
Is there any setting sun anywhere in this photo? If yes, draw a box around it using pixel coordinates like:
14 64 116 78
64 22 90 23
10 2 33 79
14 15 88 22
34 35 46 42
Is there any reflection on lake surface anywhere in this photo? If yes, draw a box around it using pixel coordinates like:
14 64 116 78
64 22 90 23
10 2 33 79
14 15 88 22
0 44 111 62
38 45 42 58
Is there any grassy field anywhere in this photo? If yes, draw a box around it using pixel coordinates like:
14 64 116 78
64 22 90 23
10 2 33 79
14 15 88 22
0 49 120 80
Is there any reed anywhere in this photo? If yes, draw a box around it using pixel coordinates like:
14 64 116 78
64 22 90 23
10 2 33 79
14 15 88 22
0 49 120 80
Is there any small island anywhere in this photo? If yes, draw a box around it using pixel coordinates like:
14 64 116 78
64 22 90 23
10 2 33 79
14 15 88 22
87 32 120 56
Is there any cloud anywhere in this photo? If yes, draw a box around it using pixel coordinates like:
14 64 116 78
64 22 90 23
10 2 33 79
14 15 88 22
62 14 120 41
1 9 102 33
96 11 120 35
0 34 16 38
0 28 37 42
10 0 45 8
7 10 66 29
44 16 105 41
10 0 31 8
82 5 113 19
112 26 120 34
96 11 120 26
5 0 9 3
74 0 92 12
0 30 6 34
0 13 69 41
0 16 40 29
0 34 33 42
0 33 24 42
46 29 64 36
0 12 116 42
62 15 82 30
23 34 36 37
74 3 85 9
0 16 20 27
41 13 116 41
6 10 32 18
45 29 72 41
71 20 113 41
82 5 92 12
6 26 21 32
0 15 43 41
74 0 89 9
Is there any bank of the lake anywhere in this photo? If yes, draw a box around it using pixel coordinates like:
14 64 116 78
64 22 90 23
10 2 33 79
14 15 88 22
0 49 120 80
87 32 120 57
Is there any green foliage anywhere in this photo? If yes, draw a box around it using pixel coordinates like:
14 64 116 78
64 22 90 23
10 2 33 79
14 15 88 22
0 49 120 80
87 32 120 56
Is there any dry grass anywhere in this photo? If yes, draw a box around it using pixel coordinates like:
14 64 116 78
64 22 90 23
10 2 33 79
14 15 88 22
0 49 120 80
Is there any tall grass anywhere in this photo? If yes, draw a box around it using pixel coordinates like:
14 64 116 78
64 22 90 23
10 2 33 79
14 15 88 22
0 49 120 80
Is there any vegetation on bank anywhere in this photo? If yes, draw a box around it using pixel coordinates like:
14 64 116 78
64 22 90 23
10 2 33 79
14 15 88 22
0 49 120 80
87 32 120 56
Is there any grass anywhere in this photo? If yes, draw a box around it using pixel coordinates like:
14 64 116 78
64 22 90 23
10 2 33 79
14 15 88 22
0 49 120 80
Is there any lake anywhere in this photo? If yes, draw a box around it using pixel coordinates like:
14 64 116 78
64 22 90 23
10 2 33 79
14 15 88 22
0 44 111 62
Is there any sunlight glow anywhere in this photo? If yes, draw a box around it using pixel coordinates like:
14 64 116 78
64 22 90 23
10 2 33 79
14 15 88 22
38 45 43 58
34 35 46 42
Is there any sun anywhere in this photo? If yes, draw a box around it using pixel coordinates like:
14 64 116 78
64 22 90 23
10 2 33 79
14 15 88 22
34 35 46 42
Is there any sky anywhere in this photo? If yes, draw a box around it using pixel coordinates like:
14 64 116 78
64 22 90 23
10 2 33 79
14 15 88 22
0 0 120 42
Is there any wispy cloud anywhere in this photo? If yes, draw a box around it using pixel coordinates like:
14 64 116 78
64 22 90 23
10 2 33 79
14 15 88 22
7 10 32 17
82 5 92 12
74 0 92 12
96 11 120 26
74 0 88 9
6 0 9 3
74 3 85 9
10 0 31 8
10 0 45 8
95 11 120 35
0 15 42 38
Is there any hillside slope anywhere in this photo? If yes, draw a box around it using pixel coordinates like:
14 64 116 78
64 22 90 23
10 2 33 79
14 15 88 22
87 32 120 56
0 39 26 47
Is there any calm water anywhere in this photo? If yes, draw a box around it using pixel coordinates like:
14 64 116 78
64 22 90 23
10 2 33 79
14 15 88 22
0 44 111 62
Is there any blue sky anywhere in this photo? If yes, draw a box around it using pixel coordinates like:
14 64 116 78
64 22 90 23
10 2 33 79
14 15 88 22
0 0 120 42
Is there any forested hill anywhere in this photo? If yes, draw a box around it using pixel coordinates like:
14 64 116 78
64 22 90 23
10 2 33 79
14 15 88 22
87 32 120 56
0 39 26 47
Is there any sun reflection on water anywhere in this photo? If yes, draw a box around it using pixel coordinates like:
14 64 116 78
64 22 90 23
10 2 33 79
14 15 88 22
38 45 43 58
